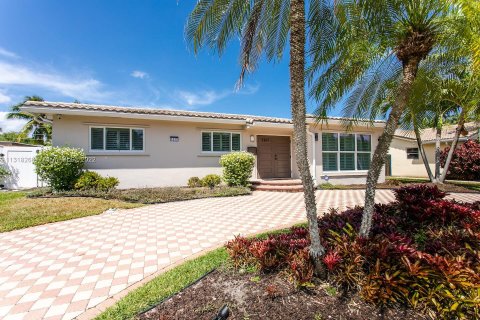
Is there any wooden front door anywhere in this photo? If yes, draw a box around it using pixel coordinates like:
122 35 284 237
257 135 291 179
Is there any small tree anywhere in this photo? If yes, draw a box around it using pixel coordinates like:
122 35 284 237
34 147 85 191
220 152 255 187
440 139 480 181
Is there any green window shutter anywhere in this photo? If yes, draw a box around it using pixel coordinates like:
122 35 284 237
212 133 221 151
118 128 130 150
91 128 104 150
322 153 338 171
132 129 144 151
357 134 371 151
106 128 131 151
221 133 231 151
202 132 211 151
340 153 355 170
340 134 355 151
232 133 241 151
357 153 371 170
322 133 338 151
106 128 119 150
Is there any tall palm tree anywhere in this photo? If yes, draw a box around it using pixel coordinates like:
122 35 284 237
185 0 326 273
7 95 51 143
308 0 469 237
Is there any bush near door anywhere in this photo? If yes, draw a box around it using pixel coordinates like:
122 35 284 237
220 151 255 187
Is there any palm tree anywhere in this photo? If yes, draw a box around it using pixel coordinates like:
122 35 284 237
7 95 51 143
185 0 326 274
308 0 468 237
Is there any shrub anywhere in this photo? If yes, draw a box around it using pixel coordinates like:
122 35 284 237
226 184 480 318
201 174 221 189
34 147 85 191
220 152 255 187
187 176 202 188
440 139 480 180
74 171 119 191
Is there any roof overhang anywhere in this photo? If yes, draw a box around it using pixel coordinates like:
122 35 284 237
20 105 249 125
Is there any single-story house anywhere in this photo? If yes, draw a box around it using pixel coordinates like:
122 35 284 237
21 101 387 188
389 122 479 177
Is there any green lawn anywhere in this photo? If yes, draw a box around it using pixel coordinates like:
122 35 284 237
387 176 480 191
0 191 142 232
95 248 229 320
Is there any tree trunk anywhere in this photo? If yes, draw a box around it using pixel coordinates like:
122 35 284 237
439 109 466 183
434 124 442 182
290 0 326 276
360 57 421 238
413 124 434 182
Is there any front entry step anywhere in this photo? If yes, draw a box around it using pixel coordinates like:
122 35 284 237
250 179 304 192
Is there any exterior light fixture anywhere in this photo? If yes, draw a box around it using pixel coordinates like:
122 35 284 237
250 135 255 142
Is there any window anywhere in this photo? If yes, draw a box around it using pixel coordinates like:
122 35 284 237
406 148 419 159
322 133 371 171
90 127 144 151
202 132 241 152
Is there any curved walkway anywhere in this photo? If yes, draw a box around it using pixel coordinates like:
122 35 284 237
0 190 479 320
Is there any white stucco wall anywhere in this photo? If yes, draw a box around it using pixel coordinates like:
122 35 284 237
52 115 300 188
389 137 455 177
52 115 385 188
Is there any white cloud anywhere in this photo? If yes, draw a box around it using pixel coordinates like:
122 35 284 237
0 47 18 59
174 84 259 107
131 70 148 79
0 92 11 104
0 61 108 101
175 89 230 106
0 112 26 133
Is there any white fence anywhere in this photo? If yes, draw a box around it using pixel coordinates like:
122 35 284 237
0 146 44 189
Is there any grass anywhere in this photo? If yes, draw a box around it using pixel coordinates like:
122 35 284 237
387 176 480 191
317 183 347 190
95 248 229 320
0 191 142 232
28 186 251 204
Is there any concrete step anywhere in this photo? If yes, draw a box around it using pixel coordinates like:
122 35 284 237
251 181 304 192
250 179 303 187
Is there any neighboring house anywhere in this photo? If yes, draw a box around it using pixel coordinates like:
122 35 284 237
389 122 479 178
21 101 387 188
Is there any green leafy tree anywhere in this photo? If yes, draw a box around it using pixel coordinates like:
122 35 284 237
309 0 471 237
185 0 326 274
7 95 51 143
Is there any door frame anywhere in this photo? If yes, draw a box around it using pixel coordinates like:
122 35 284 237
255 134 293 179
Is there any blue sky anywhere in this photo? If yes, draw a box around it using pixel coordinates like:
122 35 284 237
0 1 333 132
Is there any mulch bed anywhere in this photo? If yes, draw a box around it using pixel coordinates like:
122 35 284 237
139 269 425 320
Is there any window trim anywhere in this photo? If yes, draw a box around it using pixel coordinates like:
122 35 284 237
321 132 372 173
200 130 242 153
89 126 145 153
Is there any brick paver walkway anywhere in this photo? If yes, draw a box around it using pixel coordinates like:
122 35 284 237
1 190 479 320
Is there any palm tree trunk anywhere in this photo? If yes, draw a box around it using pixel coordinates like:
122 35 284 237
439 109 466 183
290 0 325 276
360 57 420 238
434 124 442 181
413 124 434 182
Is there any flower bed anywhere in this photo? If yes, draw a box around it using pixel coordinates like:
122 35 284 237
226 185 480 319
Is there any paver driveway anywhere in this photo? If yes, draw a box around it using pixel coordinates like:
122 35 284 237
1 190 479 320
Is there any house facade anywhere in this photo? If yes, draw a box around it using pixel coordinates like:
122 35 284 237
389 123 479 177
22 101 386 188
